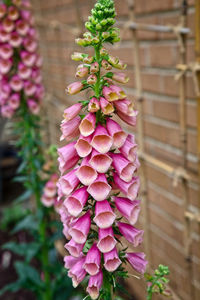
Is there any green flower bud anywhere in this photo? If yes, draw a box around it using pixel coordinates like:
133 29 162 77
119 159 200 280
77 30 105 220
102 31 110 39
100 19 107 26
96 23 102 31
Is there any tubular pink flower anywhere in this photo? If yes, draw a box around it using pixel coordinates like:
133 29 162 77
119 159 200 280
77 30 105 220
0 28 10 43
0 58 12 74
10 75 23 92
94 200 116 229
88 97 100 113
119 134 138 162
91 124 113 154
60 116 81 141
100 97 114 115
64 255 82 269
23 37 37 53
21 51 36 67
75 134 92 157
110 153 135 182
68 256 86 288
18 62 32 79
114 197 141 225
117 110 138 126
59 168 79 196
89 149 112 173
69 211 91 244
41 194 55 207
118 222 144 247
8 6 19 21
97 227 117 253
9 31 22 47
103 86 118 102
75 66 88 78
31 69 42 84
104 247 122 272
0 44 13 60
43 181 56 198
126 252 148 274
16 19 29 36
106 118 127 148
102 59 112 70
87 174 111 201
79 112 96 137
65 239 84 258
110 85 126 100
84 243 101 276
112 72 129 84
76 156 97 186
8 93 20 110
114 173 140 200
64 186 89 217
24 80 36 96
114 99 134 115
2 18 14 33
63 103 82 121
1 105 14 118
58 141 79 174
66 81 83 95
63 223 71 240
27 99 39 115
86 270 103 300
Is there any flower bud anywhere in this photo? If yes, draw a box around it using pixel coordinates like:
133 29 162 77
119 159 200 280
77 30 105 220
87 74 97 85
66 82 83 95
102 60 112 70
75 67 89 78
90 62 99 73
112 72 129 84
83 56 94 64
88 97 100 113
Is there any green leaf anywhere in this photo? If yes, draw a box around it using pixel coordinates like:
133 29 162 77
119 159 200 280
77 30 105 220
12 215 39 234
15 261 44 287
14 189 32 204
2 242 40 262
0 205 28 230
0 280 23 296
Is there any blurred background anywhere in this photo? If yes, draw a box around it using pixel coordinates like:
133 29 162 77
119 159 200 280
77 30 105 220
1 0 200 299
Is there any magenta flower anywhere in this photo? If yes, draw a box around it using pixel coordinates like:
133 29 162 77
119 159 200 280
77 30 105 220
57 1 147 297
0 1 44 118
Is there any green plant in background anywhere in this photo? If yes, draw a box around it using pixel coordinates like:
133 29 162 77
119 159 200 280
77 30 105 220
145 265 172 300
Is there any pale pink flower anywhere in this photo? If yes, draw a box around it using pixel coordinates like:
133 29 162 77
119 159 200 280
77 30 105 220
8 93 20 110
110 153 136 182
63 103 82 121
8 6 19 21
58 141 79 174
97 227 117 253
1 105 14 118
126 252 148 274
91 124 113 154
114 173 140 200
66 82 83 95
103 86 118 102
102 59 112 70
118 222 144 247
87 74 97 85
0 4 6 19
2 18 14 33
87 174 111 201
119 134 138 162
41 194 55 207
106 118 127 148
27 99 40 115
79 112 96 137
64 186 89 217
21 51 36 67
109 84 126 100
16 19 29 36
0 28 10 43
0 58 12 74
89 149 112 173
10 75 23 92
75 134 92 157
88 97 100 113
114 98 136 116
99 97 114 115
75 66 89 78
90 62 99 73
86 271 103 300
68 256 86 288
94 200 116 229
69 211 91 244
24 80 36 96
84 243 101 275
23 37 38 53
0 44 13 60
117 110 138 126
76 156 97 186
59 168 79 195
64 255 82 269
18 62 32 79
9 31 23 47
104 247 122 272
112 72 129 84
114 197 141 225
60 116 81 141
65 239 84 258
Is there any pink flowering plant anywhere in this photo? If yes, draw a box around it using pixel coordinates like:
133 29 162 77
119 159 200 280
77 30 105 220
0 1 75 299
58 0 149 299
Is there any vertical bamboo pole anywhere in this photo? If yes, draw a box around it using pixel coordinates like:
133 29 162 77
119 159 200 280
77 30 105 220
195 1 200 299
179 1 194 298
126 0 150 263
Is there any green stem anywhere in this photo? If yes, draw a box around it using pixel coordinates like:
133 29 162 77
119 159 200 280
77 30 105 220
17 96 52 300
